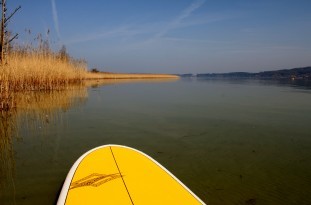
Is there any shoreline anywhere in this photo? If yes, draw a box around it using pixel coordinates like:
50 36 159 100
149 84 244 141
85 72 179 80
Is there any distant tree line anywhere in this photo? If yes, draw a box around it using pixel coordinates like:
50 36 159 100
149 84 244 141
190 67 311 80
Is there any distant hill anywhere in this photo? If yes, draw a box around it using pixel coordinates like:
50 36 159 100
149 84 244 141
184 66 311 79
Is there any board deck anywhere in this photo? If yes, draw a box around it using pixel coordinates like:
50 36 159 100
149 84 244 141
57 145 205 205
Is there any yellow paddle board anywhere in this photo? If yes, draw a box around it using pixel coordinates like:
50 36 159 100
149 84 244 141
57 144 205 205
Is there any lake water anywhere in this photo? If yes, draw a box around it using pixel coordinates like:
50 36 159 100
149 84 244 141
1 78 311 205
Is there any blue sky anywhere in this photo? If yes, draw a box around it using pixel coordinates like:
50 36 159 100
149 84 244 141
8 0 311 73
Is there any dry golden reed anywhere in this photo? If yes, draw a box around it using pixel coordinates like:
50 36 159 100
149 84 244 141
0 50 87 92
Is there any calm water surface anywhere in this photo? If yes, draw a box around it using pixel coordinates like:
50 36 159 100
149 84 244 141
1 78 311 205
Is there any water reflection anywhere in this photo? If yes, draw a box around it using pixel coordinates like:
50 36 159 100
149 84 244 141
0 86 88 203
258 79 311 90
84 78 179 88
196 77 311 90
0 79 177 204
0 106 17 204
1 77 311 204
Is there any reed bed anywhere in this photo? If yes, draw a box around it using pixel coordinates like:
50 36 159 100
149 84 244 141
0 50 87 92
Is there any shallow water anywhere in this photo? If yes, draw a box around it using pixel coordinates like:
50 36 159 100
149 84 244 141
1 78 311 205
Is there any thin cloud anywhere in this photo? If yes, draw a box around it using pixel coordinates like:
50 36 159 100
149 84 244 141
154 0 206 39
51 0 60 39
64 0 206 45
65 26 135 45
